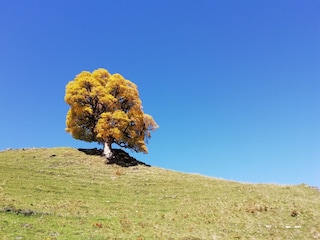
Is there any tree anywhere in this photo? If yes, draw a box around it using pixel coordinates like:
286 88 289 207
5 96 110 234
64 68 158 158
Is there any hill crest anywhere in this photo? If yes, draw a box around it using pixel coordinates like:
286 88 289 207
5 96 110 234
0 147 319 239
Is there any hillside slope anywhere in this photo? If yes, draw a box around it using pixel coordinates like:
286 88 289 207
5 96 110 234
0 147 319 239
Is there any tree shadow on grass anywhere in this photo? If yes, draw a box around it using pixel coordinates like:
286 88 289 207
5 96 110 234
78 148 150 167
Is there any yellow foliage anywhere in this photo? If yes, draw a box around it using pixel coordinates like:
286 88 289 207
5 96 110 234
65 68 158 153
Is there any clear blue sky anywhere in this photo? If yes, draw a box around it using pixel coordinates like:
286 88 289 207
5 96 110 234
1 1 319 187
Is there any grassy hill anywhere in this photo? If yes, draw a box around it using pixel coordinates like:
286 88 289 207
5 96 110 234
0 147 319 239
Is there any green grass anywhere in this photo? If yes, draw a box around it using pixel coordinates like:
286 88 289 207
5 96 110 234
0 147 319 239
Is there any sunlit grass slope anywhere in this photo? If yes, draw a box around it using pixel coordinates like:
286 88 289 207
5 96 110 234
0 147 319 239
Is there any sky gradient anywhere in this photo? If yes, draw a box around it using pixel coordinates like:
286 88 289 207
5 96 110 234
1 1 319 187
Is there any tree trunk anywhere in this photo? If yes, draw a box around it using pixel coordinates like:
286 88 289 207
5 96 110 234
103 140 112 159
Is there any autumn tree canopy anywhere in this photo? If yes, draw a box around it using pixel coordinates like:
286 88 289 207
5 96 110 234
64 68 158 158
